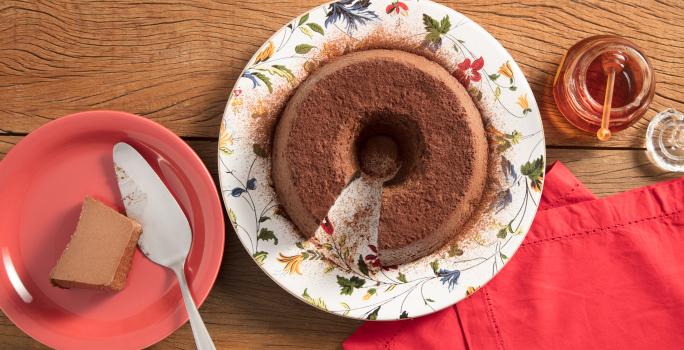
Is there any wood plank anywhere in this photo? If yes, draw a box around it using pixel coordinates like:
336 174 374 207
3 137 680 198
0 318 48 350
1 135 682 348
546 147 681 197
99 141 684 208
1 0 682 147
0 137 18 158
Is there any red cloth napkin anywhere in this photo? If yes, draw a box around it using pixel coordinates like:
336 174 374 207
344 161 684 350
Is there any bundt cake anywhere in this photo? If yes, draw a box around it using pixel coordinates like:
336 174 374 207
272 49 488 265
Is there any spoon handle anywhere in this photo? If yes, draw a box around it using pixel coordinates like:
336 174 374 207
597 68 616 141
172 264 216 350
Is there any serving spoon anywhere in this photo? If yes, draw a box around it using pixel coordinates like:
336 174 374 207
113 142 215 350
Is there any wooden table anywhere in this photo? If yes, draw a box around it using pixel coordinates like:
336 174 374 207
1 0 682 348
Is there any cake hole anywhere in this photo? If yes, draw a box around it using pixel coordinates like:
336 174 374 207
353 111 423 185
358 136 400 180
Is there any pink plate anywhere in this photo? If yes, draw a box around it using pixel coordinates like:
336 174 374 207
0 111 224 349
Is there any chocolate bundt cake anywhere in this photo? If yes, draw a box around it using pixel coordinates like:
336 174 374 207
272 49 488 265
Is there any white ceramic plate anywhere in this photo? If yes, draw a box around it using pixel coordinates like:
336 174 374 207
218 0 545 320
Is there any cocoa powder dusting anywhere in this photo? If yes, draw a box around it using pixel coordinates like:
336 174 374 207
358 136 401 180
249 30 508 264
250 29 455 157
274 47 489 266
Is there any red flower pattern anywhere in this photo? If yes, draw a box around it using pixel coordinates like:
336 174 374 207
320 216 334 235
453 57 484 88
364 245 398 271
385 1 408 15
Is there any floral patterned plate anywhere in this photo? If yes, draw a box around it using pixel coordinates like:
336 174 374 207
218 0 545 321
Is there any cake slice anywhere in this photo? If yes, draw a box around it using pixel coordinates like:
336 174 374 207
50 196 142 291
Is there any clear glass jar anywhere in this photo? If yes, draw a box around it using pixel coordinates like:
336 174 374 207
646 108 684 172
553 35 655 134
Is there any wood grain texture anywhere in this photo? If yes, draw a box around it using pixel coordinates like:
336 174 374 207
0 136 681 349
0 137 18 158
2 137 678 198
546 146 681 196
1 0 682 146
1 0 683 348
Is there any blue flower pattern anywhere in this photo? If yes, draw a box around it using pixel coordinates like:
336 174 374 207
438 269 461 291
325 0 379 32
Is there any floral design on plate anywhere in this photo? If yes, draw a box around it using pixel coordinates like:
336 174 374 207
218 0 545 321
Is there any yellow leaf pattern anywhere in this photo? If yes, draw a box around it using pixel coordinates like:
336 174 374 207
219 122 234 156
277 253 304 275
230 97 243 113
254 41 274 64
497 61 514 80
517 94 529 110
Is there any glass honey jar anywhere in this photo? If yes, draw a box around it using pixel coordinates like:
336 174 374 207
553 35 656 140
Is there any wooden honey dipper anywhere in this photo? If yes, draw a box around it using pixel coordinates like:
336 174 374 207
596 51 627 141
